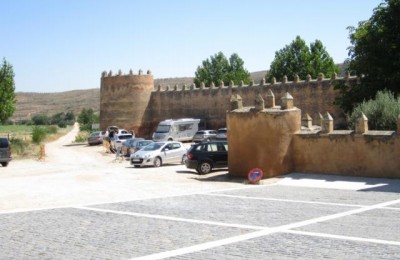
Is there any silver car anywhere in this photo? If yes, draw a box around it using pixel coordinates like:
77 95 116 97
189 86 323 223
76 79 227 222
130 141 187 168
192 130 217 143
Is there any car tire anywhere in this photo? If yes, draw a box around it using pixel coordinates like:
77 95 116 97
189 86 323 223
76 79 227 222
1 162 9 167
197 161 212 175
133 165 140 168
153 157 162 167
206 138 211 142
181 154 187 165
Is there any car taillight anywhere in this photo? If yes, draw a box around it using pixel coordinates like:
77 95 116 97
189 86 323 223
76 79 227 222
187 153 194 159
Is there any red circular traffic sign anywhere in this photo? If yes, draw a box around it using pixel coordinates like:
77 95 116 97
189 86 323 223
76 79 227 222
248 168 263 184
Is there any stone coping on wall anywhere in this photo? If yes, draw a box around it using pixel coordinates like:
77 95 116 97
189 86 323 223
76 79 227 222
154 75 358 92
230 106 302 114
296 129 397 138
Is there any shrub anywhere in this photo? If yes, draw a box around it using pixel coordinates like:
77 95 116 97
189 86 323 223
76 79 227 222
31 126 47 144
45 125 58 134
10 137 28 155
75 131 90 143
349 90 400 130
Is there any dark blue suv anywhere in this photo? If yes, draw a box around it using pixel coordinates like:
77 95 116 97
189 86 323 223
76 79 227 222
185 141 228 174
0 138 12 167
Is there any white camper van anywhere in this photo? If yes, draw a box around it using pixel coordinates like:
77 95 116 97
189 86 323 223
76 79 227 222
152 118 201 142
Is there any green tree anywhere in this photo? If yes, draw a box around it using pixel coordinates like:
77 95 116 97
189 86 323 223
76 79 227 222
31 114 50 125
0 58 16 123
309 40 338 78
194 52 250 87
227 53 251 85
77 108 96 131
336 0 400 112
349 90 400 130
267 36 338 81
65 111 75 124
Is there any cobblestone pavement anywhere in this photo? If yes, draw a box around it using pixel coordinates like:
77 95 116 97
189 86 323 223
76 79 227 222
1 172 400 259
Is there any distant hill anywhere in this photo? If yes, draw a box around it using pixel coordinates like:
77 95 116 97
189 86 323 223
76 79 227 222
9 70 267 122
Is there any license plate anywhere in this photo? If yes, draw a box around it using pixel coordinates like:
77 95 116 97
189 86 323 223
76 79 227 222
131 158 141 162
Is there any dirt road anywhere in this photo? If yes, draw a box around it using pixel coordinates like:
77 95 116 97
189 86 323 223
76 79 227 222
0 124 244 213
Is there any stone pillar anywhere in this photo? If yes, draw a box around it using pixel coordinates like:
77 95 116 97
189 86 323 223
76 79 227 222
355 112 368 134
254 94 264 111
265 89 275 108
317 112 323 127
281 92 294 110
322 112 334 133
302 113 312 128
230 94 243 111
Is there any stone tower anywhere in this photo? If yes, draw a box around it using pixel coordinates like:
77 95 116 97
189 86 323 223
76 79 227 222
100 70 154 135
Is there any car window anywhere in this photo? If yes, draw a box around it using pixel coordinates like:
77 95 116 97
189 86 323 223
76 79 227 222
143 143 163 151
0 138 9 148
196 131 205 135
172 143 181 149
208 144 218 152
118 135 133 140
216 143 226 151
194 144 206 151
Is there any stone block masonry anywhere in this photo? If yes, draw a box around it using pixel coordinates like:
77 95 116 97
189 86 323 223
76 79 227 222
227 91 400 179
100 70 356 138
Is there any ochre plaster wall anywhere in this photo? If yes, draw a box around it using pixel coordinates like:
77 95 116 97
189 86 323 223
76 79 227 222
143 78 348 137
292 134 400 178
227 107 301 178
100 74 153 136
100 74 355 138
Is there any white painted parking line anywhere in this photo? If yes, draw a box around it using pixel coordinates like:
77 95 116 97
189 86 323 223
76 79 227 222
74 206 265 230
131 198 400 259
206 193 366 208
286 230 400 246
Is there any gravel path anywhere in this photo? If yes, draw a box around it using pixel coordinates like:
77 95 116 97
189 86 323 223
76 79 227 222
0 123 245 213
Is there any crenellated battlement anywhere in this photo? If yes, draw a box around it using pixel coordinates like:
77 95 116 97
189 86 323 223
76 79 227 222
100 68 358 137
152 73 356 93
101 69 152 78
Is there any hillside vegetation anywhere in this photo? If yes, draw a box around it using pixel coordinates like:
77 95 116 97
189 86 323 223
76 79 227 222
11 72 267 122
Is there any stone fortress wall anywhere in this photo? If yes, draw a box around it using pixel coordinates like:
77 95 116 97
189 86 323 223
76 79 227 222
100 70 354 138
227 92 400 179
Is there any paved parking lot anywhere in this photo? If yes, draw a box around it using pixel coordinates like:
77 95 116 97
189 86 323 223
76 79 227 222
1 172 400 259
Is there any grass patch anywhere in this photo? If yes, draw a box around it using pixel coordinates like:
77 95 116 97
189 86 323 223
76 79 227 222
75 131 90 143
0 125 73 159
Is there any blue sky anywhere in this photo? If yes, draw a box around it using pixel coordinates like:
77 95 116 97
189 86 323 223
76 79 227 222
2 0 382 92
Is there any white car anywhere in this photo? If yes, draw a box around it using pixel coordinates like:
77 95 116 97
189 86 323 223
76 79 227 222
130 141 187 167
110 133 133 152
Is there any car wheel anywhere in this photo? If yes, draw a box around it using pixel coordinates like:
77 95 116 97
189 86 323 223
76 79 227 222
197 161 212 174
1 162 9 167
206 138 211 142
153 157 162 167
181 154 187 165
168 138 173 141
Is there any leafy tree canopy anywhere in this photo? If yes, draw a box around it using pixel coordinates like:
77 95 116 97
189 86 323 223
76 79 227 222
194 52 251 87
349 90 400 130
267 36 338 82
77 108 98 132
0 58 16 124
336 0 400 112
